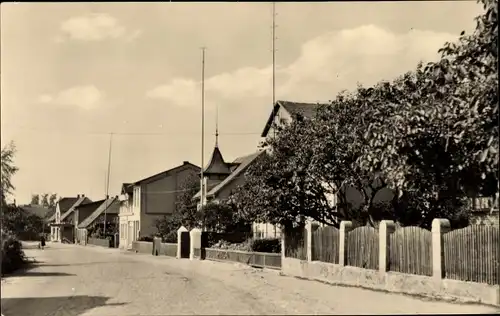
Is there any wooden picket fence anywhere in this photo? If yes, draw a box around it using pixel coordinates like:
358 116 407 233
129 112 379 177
389 226 433 276
284 228 307 260
346 226 379 270
311 226 339 264
443 225 499 285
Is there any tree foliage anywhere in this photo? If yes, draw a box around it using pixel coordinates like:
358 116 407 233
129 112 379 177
1 141 19 204
232 0 497 229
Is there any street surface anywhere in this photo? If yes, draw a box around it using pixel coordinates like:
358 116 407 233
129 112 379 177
1 242 498 315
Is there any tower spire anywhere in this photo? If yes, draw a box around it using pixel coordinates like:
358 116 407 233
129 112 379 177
215 100 219 147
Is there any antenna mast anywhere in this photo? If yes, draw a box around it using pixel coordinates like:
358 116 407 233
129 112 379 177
103 132 113 236
272 1 277 108
272 2 278 139
200 47 207 208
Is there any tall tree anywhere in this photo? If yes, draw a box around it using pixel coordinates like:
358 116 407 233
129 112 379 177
30 194 40 206
49 193 58 209
40 193 50 208
0 141 19 204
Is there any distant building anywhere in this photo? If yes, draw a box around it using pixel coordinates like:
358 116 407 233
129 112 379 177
48 195 92 243
118 162 201 249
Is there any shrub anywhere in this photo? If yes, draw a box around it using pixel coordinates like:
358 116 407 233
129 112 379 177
161 231 177 243
250 238 281 253
1 234 26 275
138 236 154 242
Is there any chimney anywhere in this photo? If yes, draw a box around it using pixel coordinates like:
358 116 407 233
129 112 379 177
77 194 80 198
82 194 85 198
183 161 189 165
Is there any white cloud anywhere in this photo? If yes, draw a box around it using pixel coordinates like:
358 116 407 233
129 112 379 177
37 85 103 110
58 13 141 42
146 24 456 106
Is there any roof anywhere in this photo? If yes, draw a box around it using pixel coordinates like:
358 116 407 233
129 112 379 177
19 205 54 219
121 183 133 194
78 197 120 229
203 146 232 175
60 196 92 222
47 197 80 222
193 150 265 200
261 100 325 137
133 161 201 186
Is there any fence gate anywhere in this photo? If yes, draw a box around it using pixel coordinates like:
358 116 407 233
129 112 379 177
180 231 191 259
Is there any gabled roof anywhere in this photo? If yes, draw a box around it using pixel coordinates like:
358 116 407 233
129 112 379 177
203 146 232 175
193 150 265 200
121 183 133 194
78 197 120 229
261 100 325 137
47 197 79 222
60 196 92 222
133 161 201 186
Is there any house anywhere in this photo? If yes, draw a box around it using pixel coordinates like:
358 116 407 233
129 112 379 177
73 200 104 244
192 137 269 236
260 100 394 229
49 195 92 243
77 196 120 244
469 196 499 226
118 161 201 249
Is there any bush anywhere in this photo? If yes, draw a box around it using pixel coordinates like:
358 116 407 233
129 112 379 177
1 234 26 275
209 237 282 254
250 238 281 253
138 236 154 242
161 231 177 243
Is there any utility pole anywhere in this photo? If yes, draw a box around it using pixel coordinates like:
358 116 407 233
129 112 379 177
103 132 113 236
200 47 207 210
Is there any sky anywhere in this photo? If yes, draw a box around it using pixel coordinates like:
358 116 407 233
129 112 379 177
1 1 482 204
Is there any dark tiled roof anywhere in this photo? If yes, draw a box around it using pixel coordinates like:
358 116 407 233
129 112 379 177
261 100 326 137
78 197 120 229
121 183 133 194
206 150 265 198
203 146 232 175
60 196 93 222
47 197 79 222
133 162 201 186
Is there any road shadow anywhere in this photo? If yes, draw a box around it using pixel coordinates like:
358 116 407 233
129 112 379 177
15 271 75 277
1 296 126 316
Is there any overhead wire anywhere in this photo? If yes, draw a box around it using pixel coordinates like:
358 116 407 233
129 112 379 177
7 125 262 136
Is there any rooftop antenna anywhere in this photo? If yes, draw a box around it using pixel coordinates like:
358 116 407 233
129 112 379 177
200 47 207 209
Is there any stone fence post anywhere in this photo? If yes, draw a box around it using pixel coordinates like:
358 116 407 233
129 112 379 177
379 220 396 273
190 228 202 260
339 221 353 266
432 218 450 279
306 221 313 262
177 226 188 259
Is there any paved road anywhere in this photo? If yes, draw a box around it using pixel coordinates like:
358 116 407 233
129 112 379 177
1 242 498 316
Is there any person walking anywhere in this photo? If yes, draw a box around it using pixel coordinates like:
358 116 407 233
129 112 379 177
40 234 46 250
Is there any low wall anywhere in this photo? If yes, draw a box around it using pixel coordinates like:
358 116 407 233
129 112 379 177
205 248 281 270
132 241 153 254
282 258 500 306
87 237 111 248
161 243 177 257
